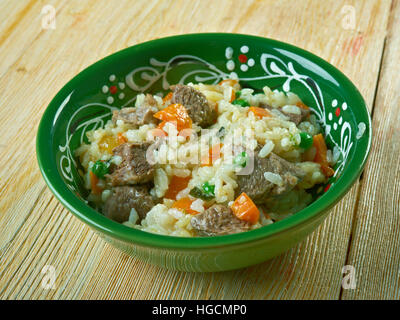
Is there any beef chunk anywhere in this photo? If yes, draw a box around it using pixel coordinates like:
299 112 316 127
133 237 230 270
299 107 310 122
112 94 158 126
281 107 310 125
260 103 309 125
171 84 217 127
107 142 154 186
236 152 305 204
191 204 251 236
103 185 155 223
282 112 301 125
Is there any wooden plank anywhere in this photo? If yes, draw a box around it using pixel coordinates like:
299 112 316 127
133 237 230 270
0 0 392 299
0 0 35 46
0 0 69 77
341 0 400 300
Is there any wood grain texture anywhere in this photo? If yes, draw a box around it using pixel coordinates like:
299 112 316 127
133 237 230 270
0 0 395 299
341 0 400 300
0 0 67 77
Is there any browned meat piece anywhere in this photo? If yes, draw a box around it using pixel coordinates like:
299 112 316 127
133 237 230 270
260 102 310 125
112 94 158 126
191 204 251 236
259 102 273 110
284 112 302 125
103 185 155 223
107 142 154 186
299 107 310 121
236 152 305 204
281 107 310 125
171 84 217 127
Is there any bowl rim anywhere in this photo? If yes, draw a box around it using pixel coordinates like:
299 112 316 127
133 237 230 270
36 32 372 250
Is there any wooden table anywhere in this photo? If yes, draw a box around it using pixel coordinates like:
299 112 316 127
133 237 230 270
0 0 399 300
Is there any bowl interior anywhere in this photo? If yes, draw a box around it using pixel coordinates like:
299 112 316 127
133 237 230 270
37 33 371 248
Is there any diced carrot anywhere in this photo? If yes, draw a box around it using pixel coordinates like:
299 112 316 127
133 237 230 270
211 143 223 157
164 176 191 200
89 171 103 195
219 79 238 87
156 121 171 137
321 163 335 177
248 106 271 119
178 128 194 141
100 133 127 153
154 103 192 132
117 132 128 144
313 134 335 177
231 192 260 224
157 120 167 130
229 88 235 103
302 145 317 162
154 103 189 123
296 102 310 110
200 154 211 166
172 197 199 215
313 134 326 160
201 143 223 167
163 92 173 104
150 128 167 138
98 134 120 154
200 155 210 166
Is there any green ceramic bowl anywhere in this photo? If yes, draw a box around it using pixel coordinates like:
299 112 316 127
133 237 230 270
36 33 371 272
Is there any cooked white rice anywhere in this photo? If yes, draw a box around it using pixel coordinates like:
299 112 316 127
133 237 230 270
263 172 284 186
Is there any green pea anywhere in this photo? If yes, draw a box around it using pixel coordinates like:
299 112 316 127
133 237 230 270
189 187 214 200
202 182 215 196
91 160 110 178
299 132 313 149
232 99 250 107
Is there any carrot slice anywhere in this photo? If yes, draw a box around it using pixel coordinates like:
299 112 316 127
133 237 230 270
231 192 260 224
98 134 120 154
157 120 167 129
164 176 191 200
154 103 192 132
219 79 238 87
154 103 189 122
162 92 173 104
89 171 103 195
248 106 271 119
172 197 199 215
229 88 235 103
200 143 223 167
313 133 335 177
117 132 128 144
150 128 167 138
296 102 310 110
